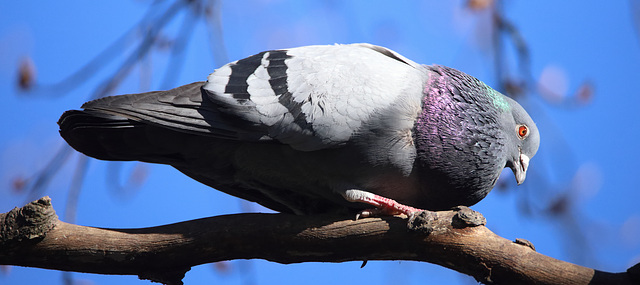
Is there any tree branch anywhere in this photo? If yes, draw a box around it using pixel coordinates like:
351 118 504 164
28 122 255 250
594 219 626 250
1 197 638 285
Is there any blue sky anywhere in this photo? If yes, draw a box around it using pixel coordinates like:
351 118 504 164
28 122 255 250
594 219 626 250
1 1 639 284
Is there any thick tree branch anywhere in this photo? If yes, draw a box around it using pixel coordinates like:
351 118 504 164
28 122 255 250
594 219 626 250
1 197 638 285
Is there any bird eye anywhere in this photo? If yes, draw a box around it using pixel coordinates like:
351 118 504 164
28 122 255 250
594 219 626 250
517 124 529 139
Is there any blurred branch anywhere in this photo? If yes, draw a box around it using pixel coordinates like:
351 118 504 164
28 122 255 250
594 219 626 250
631 0 640 45
2 197 638 285
88 0 188 101
23 0 193 204
203 0 229 67
158 0 212 90
491 1 531 99
481 0 603 268
24 145 73 203
24 0 182 96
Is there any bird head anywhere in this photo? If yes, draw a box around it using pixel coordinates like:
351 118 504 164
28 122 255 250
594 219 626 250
501 96 540 186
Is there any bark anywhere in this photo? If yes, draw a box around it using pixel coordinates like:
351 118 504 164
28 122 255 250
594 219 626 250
1 197 638 285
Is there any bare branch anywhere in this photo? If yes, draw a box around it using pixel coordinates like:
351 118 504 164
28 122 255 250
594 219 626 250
1 197 638 285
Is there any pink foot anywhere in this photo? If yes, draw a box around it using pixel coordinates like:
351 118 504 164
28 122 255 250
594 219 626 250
355 194 423 219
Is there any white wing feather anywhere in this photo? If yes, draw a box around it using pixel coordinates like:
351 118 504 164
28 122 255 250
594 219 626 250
203 43 426 151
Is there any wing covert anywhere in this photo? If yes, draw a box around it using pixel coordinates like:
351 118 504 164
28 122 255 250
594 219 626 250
203 43 426 151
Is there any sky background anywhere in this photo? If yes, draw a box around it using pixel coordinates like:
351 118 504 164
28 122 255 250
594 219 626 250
1 1 640 284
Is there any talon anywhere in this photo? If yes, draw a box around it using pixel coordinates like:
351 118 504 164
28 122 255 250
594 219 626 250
355 209 377 220
360 260 368 268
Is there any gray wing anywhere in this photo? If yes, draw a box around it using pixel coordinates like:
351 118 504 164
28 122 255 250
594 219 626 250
82 44 426 153
202 43 426 151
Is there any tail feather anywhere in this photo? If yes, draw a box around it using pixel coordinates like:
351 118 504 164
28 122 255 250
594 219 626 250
58 81 244 162
81 82 219 134
58 109 185 164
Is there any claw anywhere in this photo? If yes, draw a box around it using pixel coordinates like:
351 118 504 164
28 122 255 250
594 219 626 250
355 208 380 220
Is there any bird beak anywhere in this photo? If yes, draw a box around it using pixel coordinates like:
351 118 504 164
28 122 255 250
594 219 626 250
512 152 530 185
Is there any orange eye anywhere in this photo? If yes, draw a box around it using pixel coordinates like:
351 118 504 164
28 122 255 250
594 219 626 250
517 125 528 139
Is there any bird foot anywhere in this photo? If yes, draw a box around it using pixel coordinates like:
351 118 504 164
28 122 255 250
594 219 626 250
354 194 423 220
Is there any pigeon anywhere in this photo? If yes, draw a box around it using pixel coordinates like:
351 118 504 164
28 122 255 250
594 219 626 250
58 43 540 216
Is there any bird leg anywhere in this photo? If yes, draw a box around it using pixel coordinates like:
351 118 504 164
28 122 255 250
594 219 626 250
341 189 423 219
